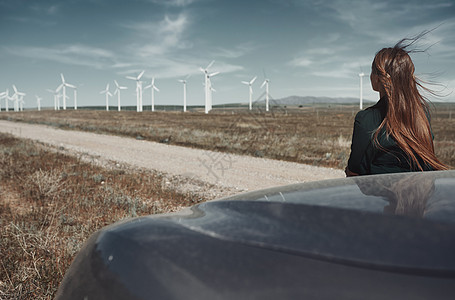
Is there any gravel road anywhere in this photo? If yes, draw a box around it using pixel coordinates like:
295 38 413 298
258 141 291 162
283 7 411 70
0 120 345 199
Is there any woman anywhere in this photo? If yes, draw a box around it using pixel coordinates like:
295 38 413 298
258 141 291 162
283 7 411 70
345 35 448 176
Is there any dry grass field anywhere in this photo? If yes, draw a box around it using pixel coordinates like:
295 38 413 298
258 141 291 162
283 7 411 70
1 104 454 299
0 134 206 299
1 104 454 168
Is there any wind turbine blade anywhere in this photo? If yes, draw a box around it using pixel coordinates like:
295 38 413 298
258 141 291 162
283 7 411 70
241 81 249 85
66 83 76 88
152 77 155 85
12 85 18 93
144 84 152 89
154 86 160 92
209 71 219 77
60 73 65 83
126 76 136 80
206 60 215 70
114 80 119 88
250 76 257 84
260 80 266 88
137 70 145 80
56 84 64 92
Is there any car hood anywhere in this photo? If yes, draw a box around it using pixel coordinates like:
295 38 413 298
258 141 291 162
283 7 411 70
56 171 455 300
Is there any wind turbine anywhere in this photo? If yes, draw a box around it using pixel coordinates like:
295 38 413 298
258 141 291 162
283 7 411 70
100 84 112 111
359 72 366 110
7 94 15 111
208 71 219 111
144 78 160 112
178 75 190 112
12 85 26 112
126 70 145 112
242 76 257 110
36 95 42 111
19 98 24 111
73 86 78 110
114 80 128 111
46 87 60 110
0 90 7 111
261 78 270 112
200 60 219 114
58 73 76 110
1 89 10 111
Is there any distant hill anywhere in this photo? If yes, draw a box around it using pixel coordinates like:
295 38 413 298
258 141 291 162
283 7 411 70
255 95 376 106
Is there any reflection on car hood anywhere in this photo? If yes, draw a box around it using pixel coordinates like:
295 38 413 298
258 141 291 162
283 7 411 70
56 171 455 300
219 170 455 224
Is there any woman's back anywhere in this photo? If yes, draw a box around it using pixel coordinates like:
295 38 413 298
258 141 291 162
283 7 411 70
348 97 434 175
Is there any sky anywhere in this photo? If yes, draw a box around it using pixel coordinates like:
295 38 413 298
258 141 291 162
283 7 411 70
1 0 455 109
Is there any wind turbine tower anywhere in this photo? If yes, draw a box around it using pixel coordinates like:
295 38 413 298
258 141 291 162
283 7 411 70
73 88 78 110
207 71 219 112
114 80 128 111
36 95 42 111
200 61 220 114
261 79 270 112
100 84 112 111
12 85 26 112
179 75 190 112
0 90 8 111
144 78 159 112
46 88 59 110
58 74 76 110
242 76 257 110
359 72 366 110
126 70 145 112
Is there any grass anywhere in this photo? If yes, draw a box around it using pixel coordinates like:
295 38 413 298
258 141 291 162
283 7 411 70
0 133 205 299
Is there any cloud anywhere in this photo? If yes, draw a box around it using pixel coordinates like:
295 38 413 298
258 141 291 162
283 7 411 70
289 57 313 67
143 0 198 7
122 13 192 57
29 3 60 15
4 44 117 69
327 0 455 42
212 42 258 59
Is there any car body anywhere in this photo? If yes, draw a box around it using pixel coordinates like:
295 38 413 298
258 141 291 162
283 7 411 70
56 170 455 299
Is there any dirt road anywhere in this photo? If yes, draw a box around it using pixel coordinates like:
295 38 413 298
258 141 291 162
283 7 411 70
0 120 345 198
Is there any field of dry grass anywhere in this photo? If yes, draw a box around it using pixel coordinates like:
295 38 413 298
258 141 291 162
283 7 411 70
0 133 205 299
1 103 454 168
1 104 454 299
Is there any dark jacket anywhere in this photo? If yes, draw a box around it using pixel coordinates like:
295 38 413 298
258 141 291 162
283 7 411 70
347 97 433 175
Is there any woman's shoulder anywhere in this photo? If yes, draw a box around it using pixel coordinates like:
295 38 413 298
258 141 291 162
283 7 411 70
355 106 382 121
355 102 385 128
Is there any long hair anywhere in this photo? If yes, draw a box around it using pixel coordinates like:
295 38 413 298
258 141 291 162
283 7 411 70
371 32 448 171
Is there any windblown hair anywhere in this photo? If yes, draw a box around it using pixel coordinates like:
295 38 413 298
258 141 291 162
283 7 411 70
371 32 448 171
